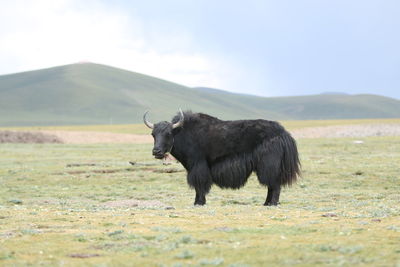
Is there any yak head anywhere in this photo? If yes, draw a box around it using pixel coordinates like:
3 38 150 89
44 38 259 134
143 109 184 159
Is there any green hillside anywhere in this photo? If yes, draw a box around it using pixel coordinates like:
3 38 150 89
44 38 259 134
0 63 399 126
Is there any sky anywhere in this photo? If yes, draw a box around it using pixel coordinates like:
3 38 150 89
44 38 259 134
0 0 399 98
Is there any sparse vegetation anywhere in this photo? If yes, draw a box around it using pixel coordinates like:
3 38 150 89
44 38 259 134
0 122 399 266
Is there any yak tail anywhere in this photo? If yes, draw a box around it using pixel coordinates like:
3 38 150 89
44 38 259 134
279 132 301 186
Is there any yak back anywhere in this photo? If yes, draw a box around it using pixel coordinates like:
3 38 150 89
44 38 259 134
171 111 286 163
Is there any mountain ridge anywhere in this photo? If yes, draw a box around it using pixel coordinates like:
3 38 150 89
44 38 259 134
0 63 399 126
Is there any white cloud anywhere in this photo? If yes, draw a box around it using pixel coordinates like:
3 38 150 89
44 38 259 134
0 0 228 89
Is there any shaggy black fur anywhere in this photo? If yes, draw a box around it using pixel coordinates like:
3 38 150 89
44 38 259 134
148 111 300 206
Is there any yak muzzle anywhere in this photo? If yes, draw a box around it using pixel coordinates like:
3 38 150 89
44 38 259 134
152 148 165 159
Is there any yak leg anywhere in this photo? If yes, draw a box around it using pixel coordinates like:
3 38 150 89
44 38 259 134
188 160 212 206
255 151 282 206
265 186 281 206
195 188 206 205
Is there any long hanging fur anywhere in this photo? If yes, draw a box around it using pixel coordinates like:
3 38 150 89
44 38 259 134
207 132 300 190
279 132 301 186
210 152 254 189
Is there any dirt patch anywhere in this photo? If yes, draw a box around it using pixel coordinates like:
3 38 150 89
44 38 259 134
0 130 62 143
66 163 100 167
153 168 183 173
0 130 152 144
291 123 400 138
128 161 158 166
3 123 399 144
102 199 173 209
40 130 152 144
68 253 101 258
54 167 135 175
54 166 183 175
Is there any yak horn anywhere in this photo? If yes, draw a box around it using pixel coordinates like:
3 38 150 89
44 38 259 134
172 109 184 129
143 111 154 129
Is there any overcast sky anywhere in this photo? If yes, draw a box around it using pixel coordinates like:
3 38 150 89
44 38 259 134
1 0 399 98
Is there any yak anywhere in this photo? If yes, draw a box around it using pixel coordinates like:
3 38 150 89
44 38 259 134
143 110 300 206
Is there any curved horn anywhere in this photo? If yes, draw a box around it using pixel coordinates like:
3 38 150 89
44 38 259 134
143 111 154 129
172 108 184 129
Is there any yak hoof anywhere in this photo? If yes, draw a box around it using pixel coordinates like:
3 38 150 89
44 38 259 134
264 201 280 206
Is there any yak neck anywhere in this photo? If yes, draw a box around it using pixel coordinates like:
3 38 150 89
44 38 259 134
170 126 203 171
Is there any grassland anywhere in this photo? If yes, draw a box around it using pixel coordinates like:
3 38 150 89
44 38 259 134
1 127 400 266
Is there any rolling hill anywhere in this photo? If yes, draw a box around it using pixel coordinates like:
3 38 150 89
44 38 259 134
0 63 399 126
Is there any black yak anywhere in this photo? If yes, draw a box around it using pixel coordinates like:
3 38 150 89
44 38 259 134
143 110 300 206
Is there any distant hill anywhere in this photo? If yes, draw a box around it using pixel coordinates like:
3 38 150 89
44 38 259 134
320 91 349 95
0 63 399 126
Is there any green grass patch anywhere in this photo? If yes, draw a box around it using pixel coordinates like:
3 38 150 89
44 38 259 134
0 136 399 266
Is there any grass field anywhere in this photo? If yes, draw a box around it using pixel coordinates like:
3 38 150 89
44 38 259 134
1 130 400 265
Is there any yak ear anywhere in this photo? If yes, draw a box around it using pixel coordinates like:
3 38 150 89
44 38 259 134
172 108 184 129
